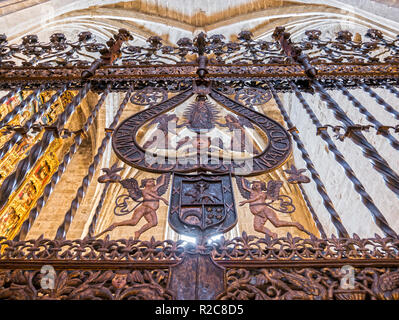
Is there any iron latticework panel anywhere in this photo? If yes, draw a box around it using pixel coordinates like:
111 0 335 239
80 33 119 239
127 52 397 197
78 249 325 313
0 27 398 300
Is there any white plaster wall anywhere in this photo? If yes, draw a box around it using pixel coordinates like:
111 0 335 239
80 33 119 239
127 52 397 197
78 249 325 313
284 85 399 237
270 24 399 238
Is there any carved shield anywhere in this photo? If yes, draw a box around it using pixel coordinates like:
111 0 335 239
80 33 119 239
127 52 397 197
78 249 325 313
168 173 237 240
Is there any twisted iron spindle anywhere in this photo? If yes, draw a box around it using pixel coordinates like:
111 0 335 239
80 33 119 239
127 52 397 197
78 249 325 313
362 83 399 120
0 84 46 129
297 183 327 239
269 84 349 237
87 160 122 237
87 181 111 238
384 83 399 102
337 83 399 151
14 84 110 241
311 79 399 199
0 82 92 213
55 89 133 240
291 82 397 238
0 85 69 160
0 86 22 112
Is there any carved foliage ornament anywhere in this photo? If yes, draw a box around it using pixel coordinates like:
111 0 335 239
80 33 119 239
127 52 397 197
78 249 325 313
0 269 172 300
130 87 168 106
217 267 399 300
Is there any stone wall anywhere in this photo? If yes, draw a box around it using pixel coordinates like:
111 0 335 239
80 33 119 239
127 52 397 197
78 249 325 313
27 93 97 239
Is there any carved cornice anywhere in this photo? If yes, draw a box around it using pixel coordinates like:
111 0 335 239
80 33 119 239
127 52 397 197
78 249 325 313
1 234 399 300
0 62 398 90
1 233 398 263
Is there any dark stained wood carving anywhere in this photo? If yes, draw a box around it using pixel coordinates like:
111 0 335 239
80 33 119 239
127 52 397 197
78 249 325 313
1 235 399 300
167 253 225 300
1 26 399 301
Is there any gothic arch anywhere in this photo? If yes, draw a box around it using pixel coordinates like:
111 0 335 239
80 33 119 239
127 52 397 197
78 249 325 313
2 0 399 43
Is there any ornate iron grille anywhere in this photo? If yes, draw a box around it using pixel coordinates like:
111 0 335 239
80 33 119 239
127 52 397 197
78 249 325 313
0 27 399 300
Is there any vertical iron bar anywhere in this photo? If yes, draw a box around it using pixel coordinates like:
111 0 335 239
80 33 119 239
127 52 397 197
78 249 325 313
87 159 121 237
269 84 349 237
14 84 110 241
0 82 92 213
363 83 399 120
297 183 327 239
337 83 399 151
384 84 399 104
55 88 133 240
87 181 110 238
0 84 69 160
291 82 397 238
311 79 399 199
0 84 46 129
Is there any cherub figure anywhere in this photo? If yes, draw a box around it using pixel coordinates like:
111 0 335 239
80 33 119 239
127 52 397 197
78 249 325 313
142 114 182 149
236 177 313 238
175 135 224 155
217 114 260 154
95 173 170 240
112 270 129 289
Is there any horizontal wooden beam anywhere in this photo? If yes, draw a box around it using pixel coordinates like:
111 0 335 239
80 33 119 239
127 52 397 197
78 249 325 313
1 257 399 270
0 63 398 88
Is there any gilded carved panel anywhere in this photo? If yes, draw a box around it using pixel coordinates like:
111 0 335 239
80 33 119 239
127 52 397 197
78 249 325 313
0 139 60 239
0 90 75 239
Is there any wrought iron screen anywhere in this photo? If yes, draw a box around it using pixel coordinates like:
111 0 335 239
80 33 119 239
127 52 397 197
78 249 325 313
0 27 398 300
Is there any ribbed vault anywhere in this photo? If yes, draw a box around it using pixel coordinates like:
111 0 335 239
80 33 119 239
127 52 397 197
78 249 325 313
2 0 399 44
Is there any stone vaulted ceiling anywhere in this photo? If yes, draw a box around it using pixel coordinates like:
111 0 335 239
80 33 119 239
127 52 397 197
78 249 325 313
1 0 399 44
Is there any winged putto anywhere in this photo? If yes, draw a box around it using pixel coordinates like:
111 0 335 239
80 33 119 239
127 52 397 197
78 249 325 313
95 171 170 240
235 176 314 238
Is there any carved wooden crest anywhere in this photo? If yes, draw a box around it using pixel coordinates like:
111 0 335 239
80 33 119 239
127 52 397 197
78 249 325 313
168 173 237 240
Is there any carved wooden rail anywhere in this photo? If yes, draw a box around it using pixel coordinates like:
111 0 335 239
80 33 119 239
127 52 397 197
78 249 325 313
1 234 398 300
